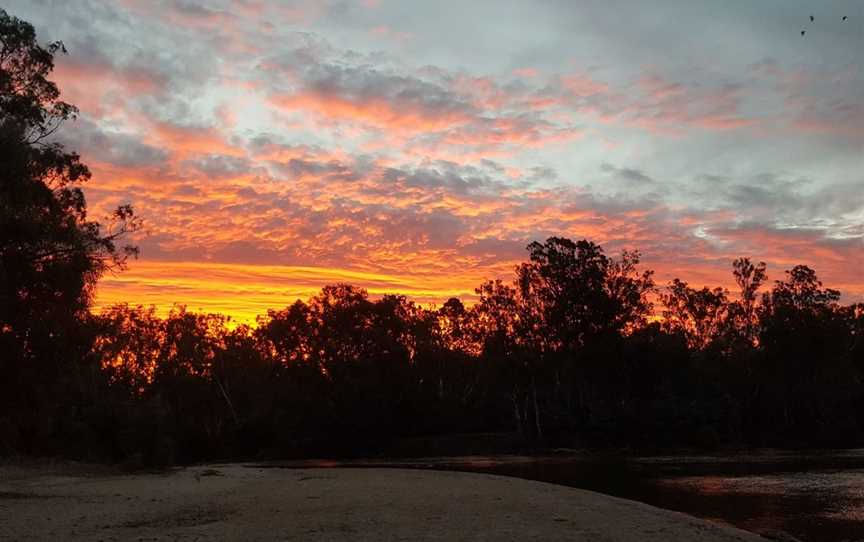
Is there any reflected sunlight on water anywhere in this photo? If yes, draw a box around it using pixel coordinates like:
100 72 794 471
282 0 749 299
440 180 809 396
256 451 864 542
657 469 864 539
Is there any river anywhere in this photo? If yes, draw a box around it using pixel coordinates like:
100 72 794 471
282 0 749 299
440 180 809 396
270 450 864 542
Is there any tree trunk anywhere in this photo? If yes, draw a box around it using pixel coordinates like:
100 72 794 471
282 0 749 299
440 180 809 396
532 378 543 439
512 395 523 435
215 376 240 426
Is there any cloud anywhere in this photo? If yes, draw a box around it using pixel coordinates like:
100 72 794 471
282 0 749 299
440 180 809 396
82 137 863 320
682 171 864 239
4 0 860 320
183 154 257 179
752 58 864 145
58 119 169 169
601 163 655 184
262 36 583 159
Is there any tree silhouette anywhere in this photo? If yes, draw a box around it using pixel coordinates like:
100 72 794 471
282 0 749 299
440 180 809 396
729 258 767 346
516 238 654 352
2 8 864 464
661 279 729 350
753 266 854 445
0 9 137 453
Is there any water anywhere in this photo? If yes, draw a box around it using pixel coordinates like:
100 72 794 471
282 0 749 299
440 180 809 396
440 452 864 542
263 450 864 542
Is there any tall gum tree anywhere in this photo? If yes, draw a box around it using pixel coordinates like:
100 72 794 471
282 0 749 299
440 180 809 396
0 9 138 447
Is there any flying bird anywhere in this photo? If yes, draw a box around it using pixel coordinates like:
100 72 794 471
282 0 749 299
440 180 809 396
801 30 806 36
842 16 848 21
810 15 814 22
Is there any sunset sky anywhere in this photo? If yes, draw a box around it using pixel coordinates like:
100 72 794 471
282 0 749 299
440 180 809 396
9 0 863 323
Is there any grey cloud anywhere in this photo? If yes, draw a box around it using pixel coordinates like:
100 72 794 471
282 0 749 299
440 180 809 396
460 237 529 261
172 184 203 197
601 163 654 184
184 154 255 179
170 0 231 19
57 119 169 168
272 50 479 120
271 158 358 182
529 166 557 181
236 186 259 198
479 159 504 173
400 168 487 193
684 171 864 241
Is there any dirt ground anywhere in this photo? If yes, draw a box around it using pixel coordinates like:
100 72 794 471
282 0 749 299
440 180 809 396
0 463 766 541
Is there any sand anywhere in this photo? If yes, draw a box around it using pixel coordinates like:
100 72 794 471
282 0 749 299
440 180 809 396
0 463 766 541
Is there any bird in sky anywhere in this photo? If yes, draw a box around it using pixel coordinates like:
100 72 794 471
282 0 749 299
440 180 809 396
801 29 806 36
842 16 848 21
810 15 815 22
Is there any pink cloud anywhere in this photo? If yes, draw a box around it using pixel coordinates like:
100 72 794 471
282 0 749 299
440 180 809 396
370 25 412 41
513 67 539 78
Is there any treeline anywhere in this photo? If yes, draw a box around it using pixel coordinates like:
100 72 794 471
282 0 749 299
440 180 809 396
4 239 864 464
1 9 863 465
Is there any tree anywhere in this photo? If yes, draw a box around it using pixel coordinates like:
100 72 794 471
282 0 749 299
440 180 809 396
516 238 654 352
762 265 840 314
1 9 75 143
0 8 137 453
729 258 767 345
661 279 729 350
93 304 162 395
0 9 137 356
755 265 854 445
437 297 471 352
468 279 538 435
503 239 654 438
470 279 523 356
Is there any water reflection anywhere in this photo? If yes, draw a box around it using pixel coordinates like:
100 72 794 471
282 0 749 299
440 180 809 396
254 450 864 542
454 454 864 542
659 469 864 540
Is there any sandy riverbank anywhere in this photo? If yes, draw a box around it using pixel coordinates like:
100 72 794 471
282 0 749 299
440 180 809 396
0 463 765 541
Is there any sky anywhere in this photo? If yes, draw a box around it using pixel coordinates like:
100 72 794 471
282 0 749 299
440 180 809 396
7 0 864 323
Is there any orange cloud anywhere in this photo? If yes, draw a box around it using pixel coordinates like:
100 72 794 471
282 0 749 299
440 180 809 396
270 92 472 133
146 120 244 159
83 150 864 324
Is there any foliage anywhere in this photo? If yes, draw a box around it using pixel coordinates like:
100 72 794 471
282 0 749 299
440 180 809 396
2 9 863 463
0 8 137 456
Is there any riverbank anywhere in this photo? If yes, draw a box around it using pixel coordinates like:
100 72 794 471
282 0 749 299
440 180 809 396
0 463 765 541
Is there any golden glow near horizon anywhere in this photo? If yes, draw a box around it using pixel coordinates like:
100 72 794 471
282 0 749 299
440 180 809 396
93 260 504 324
6 0 859 319
93 257 864 326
